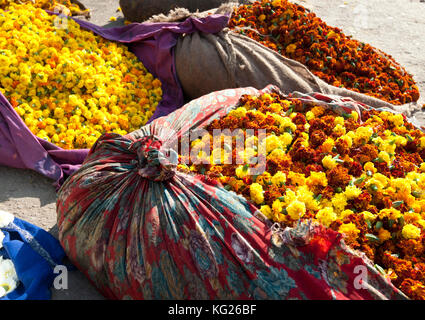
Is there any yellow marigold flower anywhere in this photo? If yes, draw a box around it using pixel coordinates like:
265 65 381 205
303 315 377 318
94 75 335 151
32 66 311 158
338 223 360 242
272 199 284 216
322 137 334 153
346 130 355 139
264 135 283 153
334 116 345 126
316 207 337 227
378 151 391 164
378 228 392 242
365 177 385 192
332 193 347 212
287 171 306 186
344 185 362 200
268 148 286 162
322 155 337 170
229 107 247 118
260 93 272 101
306 171 328 188
271 0 283 7
402 224 421 240
389 113 404 127
392 178 412 195
130 115 143 127
250 183 264 205
271 171 286 187
255 172 272 186
305 111 315 121
268 103 283 113
364 162 377 174
296 186 318 211
109 16 117 21
286 200 306 221
333 124 346 136
354 126 373 144
419 137 425 149
235 165 250 179
258 14 266 21
340 209 354 219
276 116 297 133
362 211 377 222
394 135 407 147
378 208 402 220
350 111 359 122
373 173 389 187
54 108 65 119
260 205 273 220
279 132 293 147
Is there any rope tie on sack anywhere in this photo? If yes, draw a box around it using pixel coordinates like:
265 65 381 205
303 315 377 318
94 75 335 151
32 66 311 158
129 135 178 181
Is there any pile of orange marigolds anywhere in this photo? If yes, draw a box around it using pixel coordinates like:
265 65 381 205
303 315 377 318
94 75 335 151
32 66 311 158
229 0 420 105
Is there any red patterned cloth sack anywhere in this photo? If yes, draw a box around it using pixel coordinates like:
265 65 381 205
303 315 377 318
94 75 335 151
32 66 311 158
56 86 407 300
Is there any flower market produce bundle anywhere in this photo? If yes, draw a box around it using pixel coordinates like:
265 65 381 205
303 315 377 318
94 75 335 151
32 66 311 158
56 85 407 300
0 4 230 187
228 0 419 105
0 3 162 150
177 87 425 300
0 210 66 300
174 8 404 113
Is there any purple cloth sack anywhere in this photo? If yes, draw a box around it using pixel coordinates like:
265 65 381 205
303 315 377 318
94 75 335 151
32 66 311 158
0 14 229 188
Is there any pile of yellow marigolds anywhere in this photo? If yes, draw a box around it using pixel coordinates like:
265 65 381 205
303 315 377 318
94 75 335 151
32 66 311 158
0 0 89 17
229 0 420 105
180 92 425 299
0 3 162 149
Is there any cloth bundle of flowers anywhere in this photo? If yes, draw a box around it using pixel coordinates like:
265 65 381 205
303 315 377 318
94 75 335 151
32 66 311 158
0 211 18 298
228 0 419 105
0 3 162 149
178 90 425 299
0 0 89 17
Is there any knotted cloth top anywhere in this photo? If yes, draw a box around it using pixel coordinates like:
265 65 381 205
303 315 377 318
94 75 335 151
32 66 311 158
129 135 178 181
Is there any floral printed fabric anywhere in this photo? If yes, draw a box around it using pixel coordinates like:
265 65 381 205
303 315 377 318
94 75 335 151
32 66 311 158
57 85 406 300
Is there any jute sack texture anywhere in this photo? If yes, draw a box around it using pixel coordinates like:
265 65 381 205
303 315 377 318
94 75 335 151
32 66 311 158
175 29 401 111
119 0 240 22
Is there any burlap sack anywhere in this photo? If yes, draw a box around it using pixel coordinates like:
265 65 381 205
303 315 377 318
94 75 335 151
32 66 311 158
175 29 409 112
119 0 247 23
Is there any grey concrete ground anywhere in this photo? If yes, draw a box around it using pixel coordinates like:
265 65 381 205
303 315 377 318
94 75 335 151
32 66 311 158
0 0 424 300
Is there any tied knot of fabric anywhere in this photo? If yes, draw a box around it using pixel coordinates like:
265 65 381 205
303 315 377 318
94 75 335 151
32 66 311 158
129 135 178 181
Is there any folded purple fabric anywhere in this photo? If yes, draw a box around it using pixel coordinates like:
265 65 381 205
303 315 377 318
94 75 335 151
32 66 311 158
0 13 229 188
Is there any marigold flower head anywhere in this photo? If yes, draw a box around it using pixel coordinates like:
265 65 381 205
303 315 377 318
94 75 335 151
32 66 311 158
271 171 286 187
344 185 362 200
286 200 306 221
316 207 337 227
306 171 328 188
339 223 360 242
378 228 392 242
229 107 248 118
402 224 421 240
260 205 273 220
250 183 264 205
322 155 337 170
322 137 335 153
